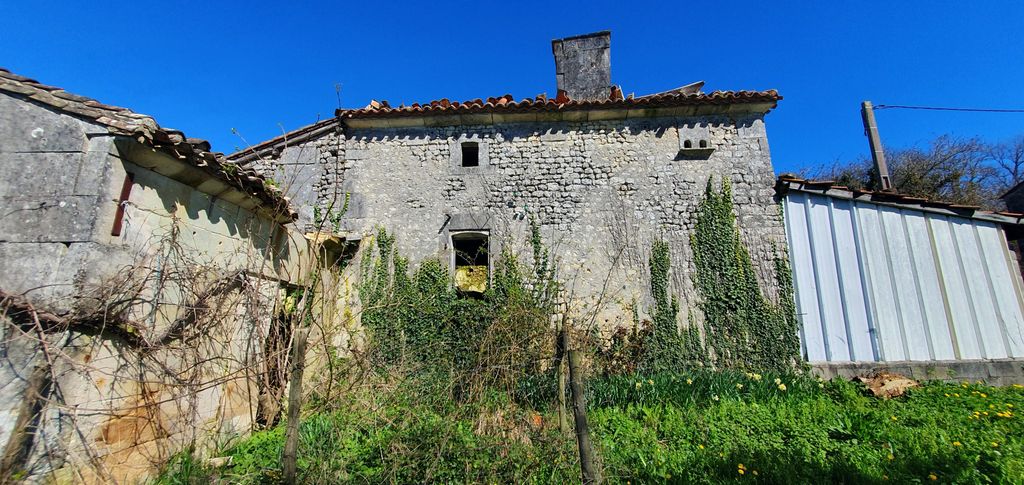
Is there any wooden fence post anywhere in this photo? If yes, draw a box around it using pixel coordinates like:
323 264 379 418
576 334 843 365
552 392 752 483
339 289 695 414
282 327 309 485
568 349 599 484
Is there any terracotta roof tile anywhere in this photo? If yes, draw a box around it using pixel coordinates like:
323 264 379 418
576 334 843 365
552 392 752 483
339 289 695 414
338 87 781 119
0 67 295 220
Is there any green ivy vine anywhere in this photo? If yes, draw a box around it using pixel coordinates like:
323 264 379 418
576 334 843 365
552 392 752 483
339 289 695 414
689 178 800 370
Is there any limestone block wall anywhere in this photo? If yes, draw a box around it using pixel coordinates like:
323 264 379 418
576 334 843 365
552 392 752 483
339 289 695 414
0 95 312 483
260 114 786 333
0 92 116 313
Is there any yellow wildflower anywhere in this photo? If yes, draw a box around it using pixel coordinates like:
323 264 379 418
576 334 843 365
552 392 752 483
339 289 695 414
698 444 704 450
954 393 960 397
774 377 782 385
647 379 654 385
953 441 962 447
944 393 950 397
992 442 999 448
635 382 642 389
981 393 988 398
778 383 787 391
887 453 894 461
929 473 938 481
736 383 744 390
686 378 693 385
890 416 898 421
712 394 720 401
752 470 758 476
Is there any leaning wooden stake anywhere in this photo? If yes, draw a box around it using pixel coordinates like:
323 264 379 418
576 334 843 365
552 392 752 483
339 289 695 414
555 320 570 433
568 349 599 484
283 327 310 485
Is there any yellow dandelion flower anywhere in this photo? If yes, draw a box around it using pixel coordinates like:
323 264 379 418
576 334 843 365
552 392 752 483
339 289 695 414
698 444 704 450
953 441 962 447
992 442 999 448
647 379 654 385
752 470 758 476
686 378 693 385
635 382 642 389
736 383 744 389
981 393 988 398
945 393 950 397
738 469 745 475
1008 403 1014 408
778 383 787 391
890 416 898 421
887 453 894 461
929 473 938 481
774 377 782 385
954 393 960 397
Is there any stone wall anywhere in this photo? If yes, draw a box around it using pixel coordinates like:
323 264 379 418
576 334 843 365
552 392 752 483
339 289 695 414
0 95 311 483
257 113 786 333
0 92 116 313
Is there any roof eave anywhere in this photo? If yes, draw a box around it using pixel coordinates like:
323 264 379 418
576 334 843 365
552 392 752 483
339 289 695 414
340 101 777 129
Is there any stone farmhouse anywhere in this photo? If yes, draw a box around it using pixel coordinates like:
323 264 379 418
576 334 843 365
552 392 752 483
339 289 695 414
3 30 1024 483
230 31 789 327
0 67 315 482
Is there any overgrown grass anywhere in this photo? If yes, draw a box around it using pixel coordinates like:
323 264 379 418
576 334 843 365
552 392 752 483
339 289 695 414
156 374 1024 484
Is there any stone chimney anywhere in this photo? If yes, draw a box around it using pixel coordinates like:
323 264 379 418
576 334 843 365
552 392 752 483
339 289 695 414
551 31 612 101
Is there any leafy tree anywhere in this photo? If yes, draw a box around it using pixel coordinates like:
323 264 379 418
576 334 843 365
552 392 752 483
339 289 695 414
805 134 1024 210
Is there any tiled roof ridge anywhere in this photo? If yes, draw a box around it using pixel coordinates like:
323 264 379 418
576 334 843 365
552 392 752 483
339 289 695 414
0 67 296 221
337 86 781 119
776 174 1024 222
227 117 338 164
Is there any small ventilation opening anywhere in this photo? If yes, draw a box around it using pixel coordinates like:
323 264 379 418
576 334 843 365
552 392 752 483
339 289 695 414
461 142 479 167
452 232 488 293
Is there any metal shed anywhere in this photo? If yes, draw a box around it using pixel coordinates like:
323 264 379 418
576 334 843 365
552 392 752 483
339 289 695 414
777 176 1024 363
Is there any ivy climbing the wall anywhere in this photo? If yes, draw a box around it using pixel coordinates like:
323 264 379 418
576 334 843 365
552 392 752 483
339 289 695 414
690 178 800 370
357 226 557 398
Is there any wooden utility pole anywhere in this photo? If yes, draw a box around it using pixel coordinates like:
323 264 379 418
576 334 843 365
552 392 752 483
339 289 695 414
567 349 599 484
283 327 310 485
861 101 894 191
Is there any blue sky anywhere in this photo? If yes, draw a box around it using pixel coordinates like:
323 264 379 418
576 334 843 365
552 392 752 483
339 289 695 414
3 1 1022 174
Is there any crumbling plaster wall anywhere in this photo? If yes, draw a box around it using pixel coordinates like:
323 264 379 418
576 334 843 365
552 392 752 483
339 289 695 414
261 114 786 332
1 95 312 483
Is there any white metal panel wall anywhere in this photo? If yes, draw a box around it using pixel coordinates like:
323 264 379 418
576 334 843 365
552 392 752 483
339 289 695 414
784 191 1024 362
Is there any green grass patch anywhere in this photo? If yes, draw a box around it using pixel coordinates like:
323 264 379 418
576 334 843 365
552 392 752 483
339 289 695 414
157 374 1024 484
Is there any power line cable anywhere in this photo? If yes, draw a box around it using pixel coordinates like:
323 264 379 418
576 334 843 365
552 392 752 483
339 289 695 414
874 104 1024 113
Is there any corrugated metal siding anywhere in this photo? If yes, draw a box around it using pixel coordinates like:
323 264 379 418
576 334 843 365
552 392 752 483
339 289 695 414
784 191 1024 362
